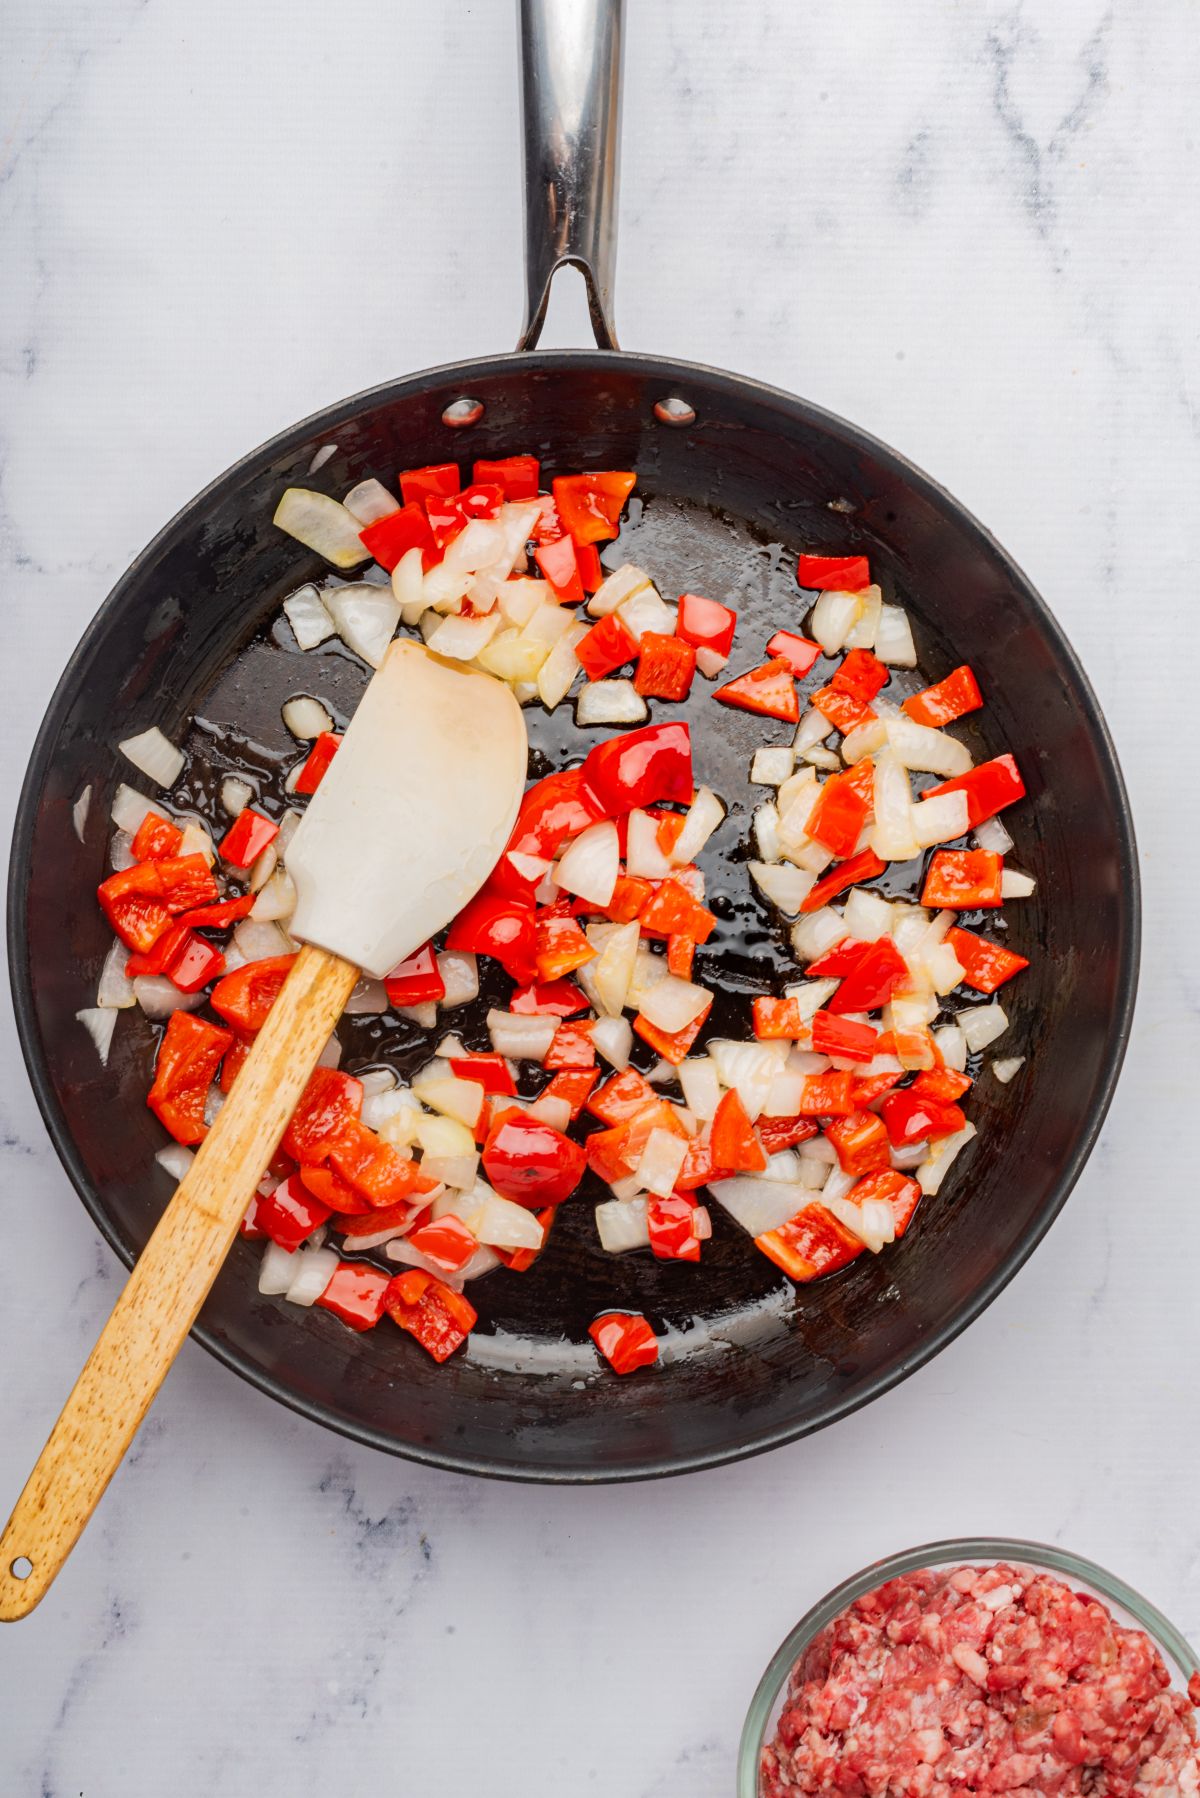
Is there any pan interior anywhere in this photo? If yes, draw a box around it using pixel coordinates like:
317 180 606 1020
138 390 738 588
12 353 1137 1478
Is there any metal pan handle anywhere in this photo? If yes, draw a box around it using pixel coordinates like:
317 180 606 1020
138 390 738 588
517 0 623 352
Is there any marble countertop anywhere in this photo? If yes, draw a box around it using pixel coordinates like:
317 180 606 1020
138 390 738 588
3 1 1196 1791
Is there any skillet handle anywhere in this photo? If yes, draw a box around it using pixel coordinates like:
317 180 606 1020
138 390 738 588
517 0 623 351
0 944 359 1620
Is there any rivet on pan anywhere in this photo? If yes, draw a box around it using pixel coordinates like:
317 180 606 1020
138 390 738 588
442 397 484 429
654 397 696 427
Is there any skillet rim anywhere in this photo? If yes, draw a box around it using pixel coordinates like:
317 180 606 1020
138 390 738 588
6 347 1141 1481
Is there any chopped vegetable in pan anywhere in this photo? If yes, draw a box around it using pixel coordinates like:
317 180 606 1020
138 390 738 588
85 458 1032 1376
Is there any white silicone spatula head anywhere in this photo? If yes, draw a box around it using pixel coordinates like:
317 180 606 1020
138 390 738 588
286 639 528 976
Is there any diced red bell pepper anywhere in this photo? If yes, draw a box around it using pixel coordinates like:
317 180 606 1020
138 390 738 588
534 533 585 604
823 938 911 1014
494 1202 556 1271
634 632 696 701
921 849 1003 909
600 874 653 922
97 862 173 952
293 731 341 795
299 1163 372 1214
448 1053 516 1097
756 1202 863 1281
315 1260 391 1331
711 1089 767 1173
676 593 737 659
147 1011 233 1145
714 659 799 723
902 665 983 728
333 1194 429 1238
492 767 607 903
168 932 226 993
638 878 716 943
552 472 637 545
482 1113 587 1208
529 495 564 543
509 978 588 1017
130 811 183 861
824 1108 891 1175
912 1068 973 1103
398 462 460 508
580 721 694 814
575 542 604 593
946 925 1029 993
923 754 1026 829
674 1130 720 1191
810 685 874 735
879 1089 966 1147
585 1100 687 1184
632 1000 711 1065
810 1011 878 1063
256 1175 331 1251
646 1192 704 1263
177 894 257 929
124 919 190 978
849 1071 904 1108
831 648 888 704
765 631 822 677
360 502 436 570
282 1067 364 1164
756 1114 819 1154
589 1311 658 1374
751 996 805 1040
796 553 870 592
384 1270 477 1362
155 854 221 914
210 954 296 1034
406 1214 478 1274
848 1167 922 1238
575 612 638 680
330 1119 436 1210
666 933 695 978
543 1019 595 1070
801 849 887 914
541 1069 599 1119
586 1066 659 1125
220 1036 249 1092
805 938 865 977
219 808 279 871
384 941 446 1007
445 890 537 985
805 765 874 859
426 483 504 551
798 1070 856 1116
472 454 539 500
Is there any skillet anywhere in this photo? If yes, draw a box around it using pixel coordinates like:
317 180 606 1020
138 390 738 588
7 0 1138 1480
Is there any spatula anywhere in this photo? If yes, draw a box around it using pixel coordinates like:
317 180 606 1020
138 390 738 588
0 640 527 1619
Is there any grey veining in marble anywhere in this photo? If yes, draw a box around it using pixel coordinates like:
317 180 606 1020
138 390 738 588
2 2 1198 1793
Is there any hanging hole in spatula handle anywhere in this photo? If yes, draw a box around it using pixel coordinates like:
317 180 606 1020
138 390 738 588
517 0 624 352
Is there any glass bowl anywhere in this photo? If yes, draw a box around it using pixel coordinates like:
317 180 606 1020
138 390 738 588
738 1536 1200 1798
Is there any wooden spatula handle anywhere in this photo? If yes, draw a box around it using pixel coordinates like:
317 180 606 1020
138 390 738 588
0 943 359 1621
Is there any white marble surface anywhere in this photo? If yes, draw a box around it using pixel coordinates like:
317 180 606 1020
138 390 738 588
2 1 1197 1791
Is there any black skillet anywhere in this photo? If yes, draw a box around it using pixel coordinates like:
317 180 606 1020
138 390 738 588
7 0 1138 1481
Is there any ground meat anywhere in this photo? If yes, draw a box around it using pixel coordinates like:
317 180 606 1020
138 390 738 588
762 1564 1200 1797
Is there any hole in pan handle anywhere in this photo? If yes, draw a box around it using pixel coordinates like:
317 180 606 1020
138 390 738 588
516 0 623 353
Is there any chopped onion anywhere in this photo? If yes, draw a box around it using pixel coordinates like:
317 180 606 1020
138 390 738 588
456 1244 501 1283
528 1093 572 1132
875 603 917 667
487 1009 558 1060
496 576 549 630
886 717 972 777
695 647 728 680
536 622 588 708
283 583 336 650
522 601 577 648
576 679 648 727
826 1194 894 1253
97 938 135 1009
754 801 781 863
495 501 543 572
178 821 215 866
790 907 846 961
841 716 889 765
587 563 651 616
991 1055 1025 1084
595 1197 650 1253
133 976 203 1019
250 866 297 923
391 545 426 621
932 1022 967 1071
475 1192 544 1252
750 860 815 916
386 1237 466 1286
890 1140 928 1170
802 745 841 771
751 745 794 785
760 1149 802 1182
340 1222 410 1252
678 1056 721 1121
808 588 862 655
476 629 549 683
841 888 892 942
275 808 303 862
221 776 253 817
625 808 676 879
118 726 184 789
342 477 399 524
714 1177 807 1238
788 1048 830 1076
422 564 470 613
616 584 675 642
362 1087 419 1132
422 1152 480 1191
426 609 503 662
793 708 831 754
282 695 334 740
913 790 971 848
396 1001 438 1028
763 1070 806 1116
284 1245 339 1306
590 919 639 1016
417 1115 475 1160
591 1014 633 1070
1001 868 1036 898
412 1074 485 1129
918 1122 976 1195
110 784 158 835
671 787 726 866
958 1000 1008 1053
443 518 507 577
259 1242 298 1296
344 975 388 1015
637 974 712 1034
784 977 839 1021
76 1007 118 1065
923 940 965 995
155 1143 195 1182
73 785 91 842
437 950 479 1009
626 945 670 1011
233 918 291 962
845 585 883 650
358 1067 398 1098
555 819 619 907
870 750 920 862
635 1127 688 1198
974 814 1014 855
318 1033 343 1070
273 489 369 569
323 583 400 668
708 1038 787 1120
